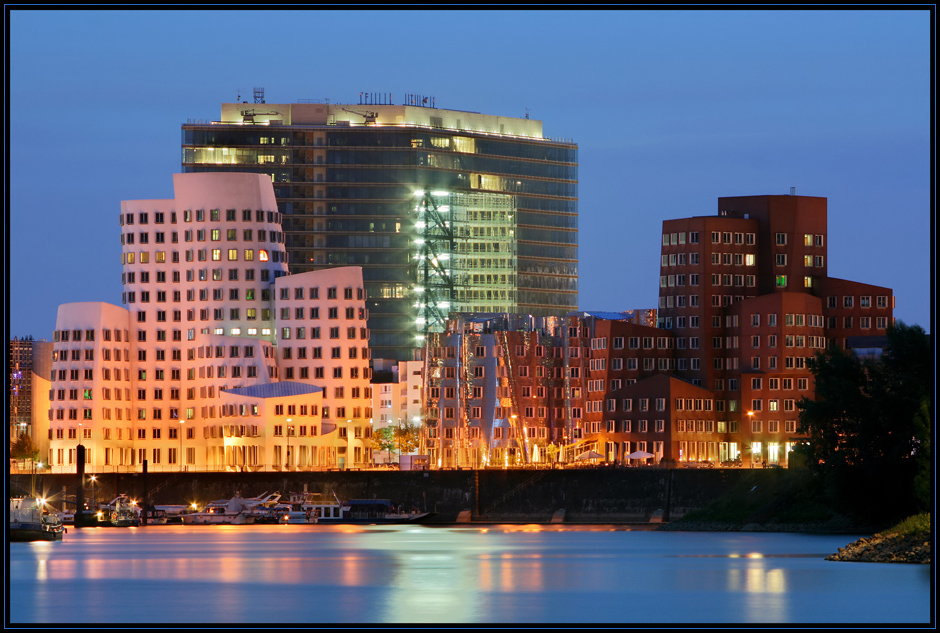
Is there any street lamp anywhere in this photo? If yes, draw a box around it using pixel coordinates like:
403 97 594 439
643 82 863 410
179 420 184 472
511 414 518 468
90 475 97 512
346 420 352 470
369 418 374 468
747 411 754 468
30 460 43 497
397 417 403 465
286 418 293 471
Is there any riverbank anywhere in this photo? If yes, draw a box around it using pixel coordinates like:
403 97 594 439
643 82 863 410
826 514 932 564
826 532 932 564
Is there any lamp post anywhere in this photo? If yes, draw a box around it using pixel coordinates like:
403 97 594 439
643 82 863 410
90 475 97 512
286 419 292 471
346 420 352 469
369 418 374 468
511 414 518 468
746 411 754 468
179 420 184 472
397 417 402 465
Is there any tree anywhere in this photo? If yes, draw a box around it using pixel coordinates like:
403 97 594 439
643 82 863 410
10 432 39 462
797 322 932 524
372 427 396 463
912 397 932 512
394 420 422 455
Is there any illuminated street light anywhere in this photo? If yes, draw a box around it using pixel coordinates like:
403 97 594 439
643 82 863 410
346 420 352 470
179 420 185 472
747 411 754 468
286 418 293 471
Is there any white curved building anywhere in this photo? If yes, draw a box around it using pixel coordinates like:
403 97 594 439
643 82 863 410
46 173 372 473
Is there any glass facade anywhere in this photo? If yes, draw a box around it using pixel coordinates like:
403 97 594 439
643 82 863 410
182 110 577 360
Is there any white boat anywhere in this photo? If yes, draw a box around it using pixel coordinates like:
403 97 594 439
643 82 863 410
108 495 141 527
152 505 190 524
279 509 318 524
182 494 270 525
10 498 65 542
56 509 75 525
286 491 344 521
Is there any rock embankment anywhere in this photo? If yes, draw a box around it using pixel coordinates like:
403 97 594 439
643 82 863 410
826 533 931 564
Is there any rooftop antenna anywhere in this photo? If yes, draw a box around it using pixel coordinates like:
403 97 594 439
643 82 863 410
525 107 530 120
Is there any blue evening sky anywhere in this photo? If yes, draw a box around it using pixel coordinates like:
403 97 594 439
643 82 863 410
7 9 933 342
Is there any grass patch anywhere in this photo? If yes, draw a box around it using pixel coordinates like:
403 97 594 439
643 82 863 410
880 513 931 538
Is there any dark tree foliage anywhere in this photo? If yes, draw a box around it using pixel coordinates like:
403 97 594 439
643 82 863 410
10 433 39 461
797 322 932 525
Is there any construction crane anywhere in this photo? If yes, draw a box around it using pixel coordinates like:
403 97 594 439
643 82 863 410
240 109 282 123
342 108 379 125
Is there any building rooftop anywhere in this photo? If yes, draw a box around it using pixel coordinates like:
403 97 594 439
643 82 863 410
222 382 323 400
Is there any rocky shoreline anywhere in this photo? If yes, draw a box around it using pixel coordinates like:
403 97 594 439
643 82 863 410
826 533 932 565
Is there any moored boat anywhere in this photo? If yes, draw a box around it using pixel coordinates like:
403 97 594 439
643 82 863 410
109 495 141 527
285 490 432 524
336 499 433 524
279 509 318 524
10 498 66 542
182 495 258 525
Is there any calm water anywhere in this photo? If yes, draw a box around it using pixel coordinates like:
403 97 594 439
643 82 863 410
8 524 932 625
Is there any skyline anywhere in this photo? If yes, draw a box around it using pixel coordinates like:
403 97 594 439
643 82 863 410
8 9 932 342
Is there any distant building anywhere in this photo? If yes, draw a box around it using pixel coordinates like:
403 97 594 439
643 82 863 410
182 92 579 361
370 358 424 463
45 173 372 473
8 337 53 460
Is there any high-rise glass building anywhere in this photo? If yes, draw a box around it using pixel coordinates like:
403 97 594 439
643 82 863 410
182 92 578 361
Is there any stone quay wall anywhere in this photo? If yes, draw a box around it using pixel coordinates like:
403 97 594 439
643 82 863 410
15 467 761 524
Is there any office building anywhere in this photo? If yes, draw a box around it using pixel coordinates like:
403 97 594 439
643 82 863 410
46 173 373 473
182 91 578 361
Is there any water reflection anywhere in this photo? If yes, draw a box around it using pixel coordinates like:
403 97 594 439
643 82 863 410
9 525 931 624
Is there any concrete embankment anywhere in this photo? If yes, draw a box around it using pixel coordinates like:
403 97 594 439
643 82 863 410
14 467 764 524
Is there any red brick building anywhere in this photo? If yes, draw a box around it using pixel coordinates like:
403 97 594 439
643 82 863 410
650 193 894 466
420 194 895 469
